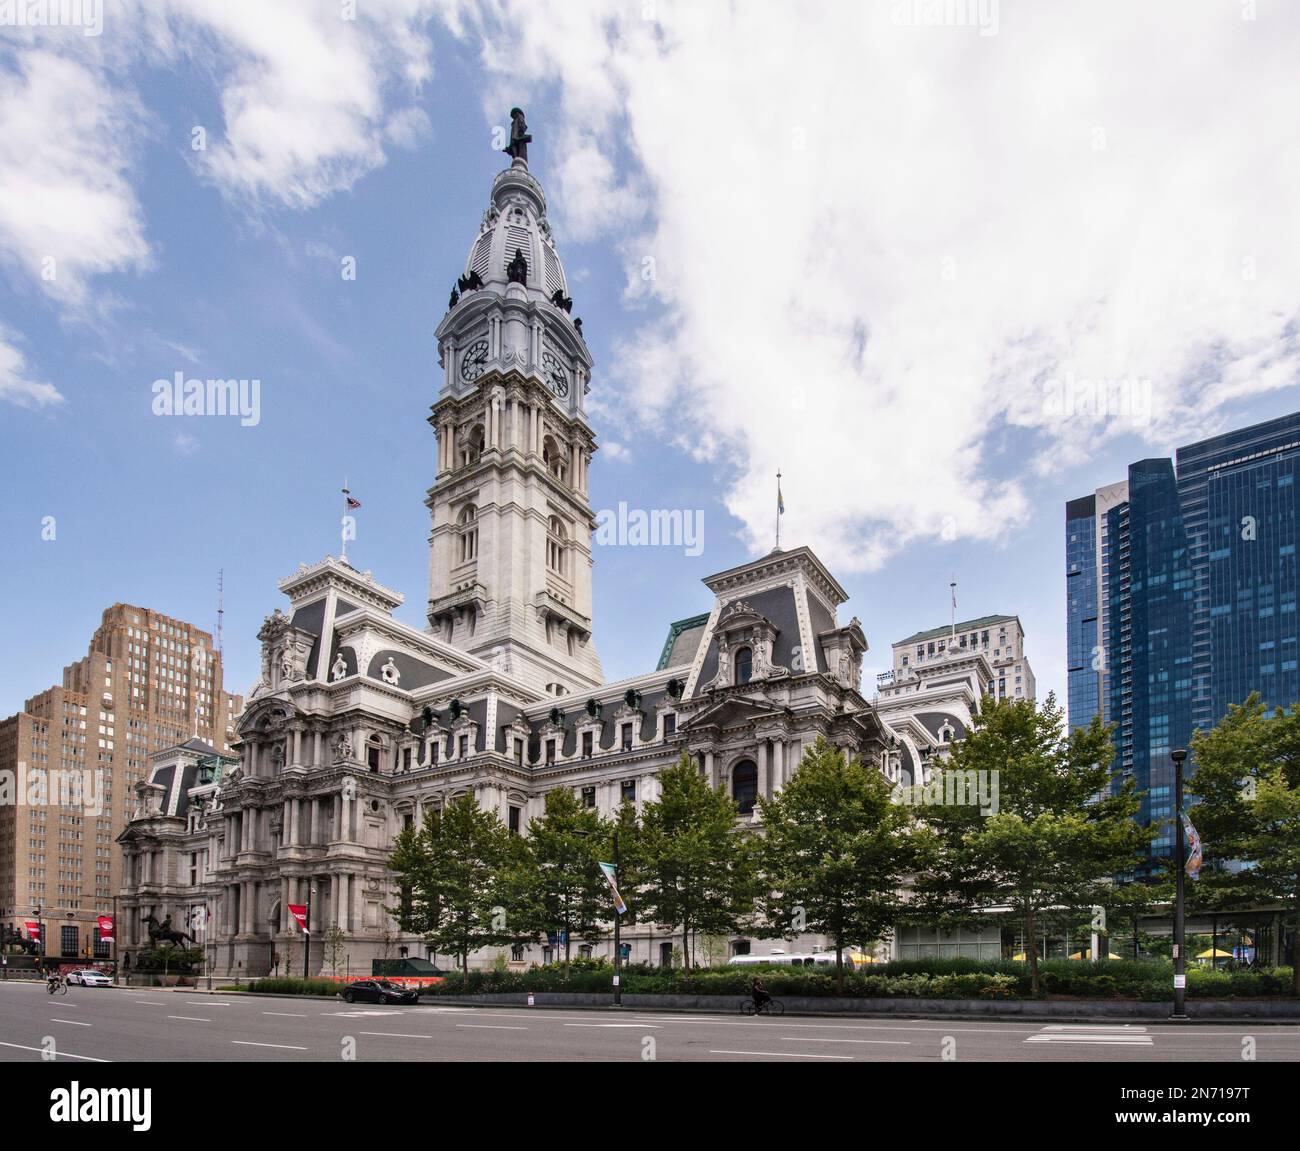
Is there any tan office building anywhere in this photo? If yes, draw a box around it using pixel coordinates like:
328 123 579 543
0 604 240 962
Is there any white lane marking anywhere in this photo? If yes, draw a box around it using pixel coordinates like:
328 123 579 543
358 1031 432 1039
565 1023 658 1029
780 1037 910 1045
232 1041 308 1051
50 1019 91 1026
263 1012 307 1018
133 1000 166 1006
0 1040 109 1062
456 1024 527 1030
1041 1024 1149 1032
1026 1024 1152 1046
168 1016 211 1023
709 1049 853 1060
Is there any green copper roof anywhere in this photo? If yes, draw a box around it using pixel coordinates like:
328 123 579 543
656 613 710 670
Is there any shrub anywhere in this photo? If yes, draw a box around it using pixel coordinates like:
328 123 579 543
248 977 342 997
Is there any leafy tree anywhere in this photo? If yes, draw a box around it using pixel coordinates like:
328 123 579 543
627 754 757 970
511 788 611 965
759 738 930 993
1189 694 1300 993
913 694 1154 994
386 795 516 973
324 925 348 977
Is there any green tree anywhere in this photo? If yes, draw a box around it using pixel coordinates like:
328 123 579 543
386 795 515 974
627 754 756 970
511 788 611 966
914 694 1154 994
759 738 930 993
1188 694 1300 993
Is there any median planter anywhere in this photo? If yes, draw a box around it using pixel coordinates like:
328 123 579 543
420 990 1300 1020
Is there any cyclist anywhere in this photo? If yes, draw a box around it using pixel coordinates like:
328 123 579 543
750 975 771 1013
45 966 64 995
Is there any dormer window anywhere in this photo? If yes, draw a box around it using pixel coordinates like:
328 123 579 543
734 646 753 685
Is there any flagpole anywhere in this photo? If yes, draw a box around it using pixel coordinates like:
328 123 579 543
950 575 957 644
775 470 782 552
341 476 350 563
1172 747 1188 1019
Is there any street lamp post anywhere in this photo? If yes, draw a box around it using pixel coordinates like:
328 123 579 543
612 827 622 1008
303 884 315 978
1171 747 1188 1020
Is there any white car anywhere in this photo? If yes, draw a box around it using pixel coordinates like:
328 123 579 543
66 969 112 987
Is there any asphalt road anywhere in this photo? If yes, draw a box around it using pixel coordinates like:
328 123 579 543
2 981 1299 1062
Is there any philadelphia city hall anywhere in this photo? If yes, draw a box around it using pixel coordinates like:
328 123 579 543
118 118 991 975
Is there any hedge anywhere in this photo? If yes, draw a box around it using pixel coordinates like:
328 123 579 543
419 957 1296 1000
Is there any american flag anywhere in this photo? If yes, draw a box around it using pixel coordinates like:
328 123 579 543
346 494 361 509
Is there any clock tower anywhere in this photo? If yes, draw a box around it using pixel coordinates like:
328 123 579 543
427 119 603 694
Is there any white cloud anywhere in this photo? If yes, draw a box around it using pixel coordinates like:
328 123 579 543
153 0 442 209
0 49 150 306
450 0 1300 571
0 330 63 408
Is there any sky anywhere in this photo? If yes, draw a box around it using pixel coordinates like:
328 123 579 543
1 0 1299 721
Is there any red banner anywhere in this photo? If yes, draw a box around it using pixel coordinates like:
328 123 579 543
288 904 309 934
97 915 114 943
24 921 40 942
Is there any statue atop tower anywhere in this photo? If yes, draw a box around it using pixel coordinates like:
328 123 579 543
503 107 532 164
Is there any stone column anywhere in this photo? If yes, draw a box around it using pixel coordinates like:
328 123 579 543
330 874 340 932
757 742 770 802
337 873 350 931
704 751 716 789
290 798 300 846
774 740 787 792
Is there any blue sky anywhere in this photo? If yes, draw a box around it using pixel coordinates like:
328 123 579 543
2 2 1298 719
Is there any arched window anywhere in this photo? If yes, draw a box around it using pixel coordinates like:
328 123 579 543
547 515 568 575
732 760 758 815
542 436 567 482
734 646 753 685
458 504 478 564
460 424 485 468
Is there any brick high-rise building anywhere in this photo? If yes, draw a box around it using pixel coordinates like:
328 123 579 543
0 604 240 961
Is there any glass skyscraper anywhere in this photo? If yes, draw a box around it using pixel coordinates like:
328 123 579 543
1066 412 1300 861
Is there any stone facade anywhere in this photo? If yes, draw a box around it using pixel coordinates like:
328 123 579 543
115 140 992 976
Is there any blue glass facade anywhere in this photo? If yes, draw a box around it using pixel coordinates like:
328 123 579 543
1065 496 1101 730
1067 412 1300 862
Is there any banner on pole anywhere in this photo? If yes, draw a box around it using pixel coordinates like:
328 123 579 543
288 904 310 934
598 862 627 916
97 915 114 944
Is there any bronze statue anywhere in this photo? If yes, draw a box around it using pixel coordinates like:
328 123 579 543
507 247 528 286
503 107 532 163
142 912 196 949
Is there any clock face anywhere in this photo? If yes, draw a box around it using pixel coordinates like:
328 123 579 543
460 339 490 382
542 351 569 398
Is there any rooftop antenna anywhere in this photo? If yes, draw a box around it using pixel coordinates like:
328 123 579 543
216 568 224 660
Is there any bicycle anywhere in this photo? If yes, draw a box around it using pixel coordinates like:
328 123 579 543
46 976 67 996
740 996 783 1016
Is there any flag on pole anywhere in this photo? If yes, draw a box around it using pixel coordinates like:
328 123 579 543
777 474 785 515
288 904 310 934
598 862 627 916
346 495 361 509
1182 812 1203 879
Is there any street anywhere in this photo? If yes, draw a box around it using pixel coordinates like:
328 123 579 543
2 981 1299 1062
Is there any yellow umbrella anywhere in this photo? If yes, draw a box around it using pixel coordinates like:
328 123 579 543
1197 948 1235 959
